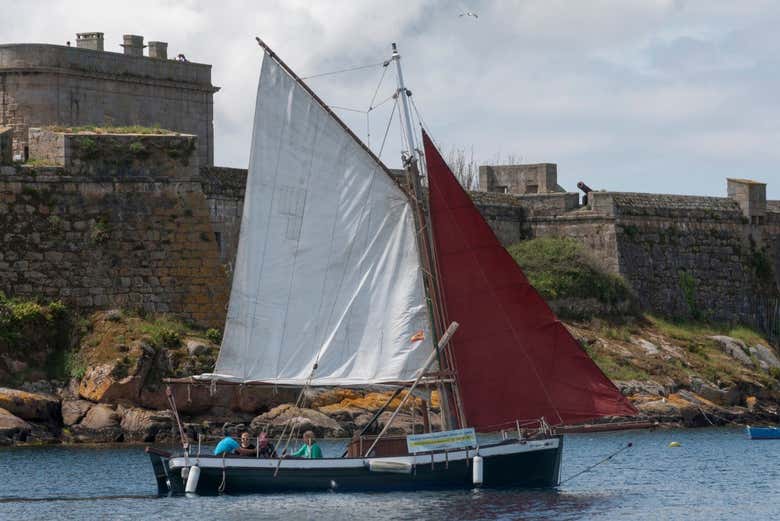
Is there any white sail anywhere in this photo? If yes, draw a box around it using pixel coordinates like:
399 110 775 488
204 52 434 385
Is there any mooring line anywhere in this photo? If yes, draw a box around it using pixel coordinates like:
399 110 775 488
559 442 633 485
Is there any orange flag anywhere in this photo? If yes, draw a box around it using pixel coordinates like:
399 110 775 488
410 330 425 343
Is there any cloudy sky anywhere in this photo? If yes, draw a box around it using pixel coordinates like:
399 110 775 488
2 0 779 198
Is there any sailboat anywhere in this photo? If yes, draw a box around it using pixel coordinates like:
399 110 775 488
146 39 636 495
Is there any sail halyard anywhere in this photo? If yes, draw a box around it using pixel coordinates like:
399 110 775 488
200 41 437 387
422 129 638 431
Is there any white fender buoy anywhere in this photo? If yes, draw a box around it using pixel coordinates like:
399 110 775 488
185 465 201 494
472 455 483 486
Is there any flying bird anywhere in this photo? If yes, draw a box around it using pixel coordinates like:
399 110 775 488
458 10 478 19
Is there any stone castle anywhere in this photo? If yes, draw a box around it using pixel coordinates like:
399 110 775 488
1 33 778 333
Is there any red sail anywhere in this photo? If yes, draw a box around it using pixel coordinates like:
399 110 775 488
423 130 636 431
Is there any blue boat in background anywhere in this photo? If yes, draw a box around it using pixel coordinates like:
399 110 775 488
746 426 780 439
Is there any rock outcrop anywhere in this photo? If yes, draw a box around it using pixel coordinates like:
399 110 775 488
78 341 156 403
690 378 741 406
0 387 61 423
70 403 122 442
118 406 173 442
250 404 346 438
0 407 32 444
749 344 780 371
61 399 93 426
615 379 667 397
709 336 754 367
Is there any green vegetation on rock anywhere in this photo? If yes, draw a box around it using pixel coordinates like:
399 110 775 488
206 328 222 344
0 294 72 384
507 237 636 318
139 316 185 349
647 315 766 348
46 124 174 135
22 158 60 168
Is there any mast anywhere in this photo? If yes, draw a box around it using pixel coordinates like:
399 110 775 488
391 43 463 430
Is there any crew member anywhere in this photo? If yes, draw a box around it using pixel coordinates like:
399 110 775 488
258 431 277 458
290 430 323 459
234 431 256 456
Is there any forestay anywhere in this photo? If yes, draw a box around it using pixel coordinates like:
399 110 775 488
201 52 433 385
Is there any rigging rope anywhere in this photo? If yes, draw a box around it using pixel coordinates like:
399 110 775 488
301 61 386 80
377 99 398 159
410 97 431 139
330 105 368 114
559 442 633 485
304 53 397 155
369 64 389 109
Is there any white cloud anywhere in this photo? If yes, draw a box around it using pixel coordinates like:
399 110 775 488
1 0 778 198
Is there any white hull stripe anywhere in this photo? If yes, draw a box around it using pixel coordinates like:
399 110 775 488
169 438 559 470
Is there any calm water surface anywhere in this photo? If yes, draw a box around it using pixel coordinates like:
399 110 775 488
0 427 776 520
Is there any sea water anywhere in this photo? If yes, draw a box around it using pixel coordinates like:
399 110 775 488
0 427 777 520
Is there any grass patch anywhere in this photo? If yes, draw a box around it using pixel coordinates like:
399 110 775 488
645 315 707 343
647 315 769 347
138 316 187 348
584 343 650 381
727 325 768 347
23 158 60 167
46 124 175 135
600 324 633 342
507 237 636 317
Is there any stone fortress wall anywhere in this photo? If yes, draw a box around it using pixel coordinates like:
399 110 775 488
1 128 778 331
0 129 228 327
477 166 780 329
0 32 778 332
0 33 218 167
194 160 780 330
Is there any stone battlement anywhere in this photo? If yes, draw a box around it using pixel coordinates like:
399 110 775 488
0 40 217 167
0 44 214 86
27 127 199 177
587 191 745 219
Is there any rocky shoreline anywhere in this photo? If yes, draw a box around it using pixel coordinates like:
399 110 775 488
2 376 780 448
3 310 780 447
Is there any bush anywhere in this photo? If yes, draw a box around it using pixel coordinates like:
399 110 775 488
90 219 111 244
77 137 98 159
47 300 67 320
151 327 181 348
65 350 87 380
507 237 635 312
129 142 146 155
206 328 222 344
678 270 701 320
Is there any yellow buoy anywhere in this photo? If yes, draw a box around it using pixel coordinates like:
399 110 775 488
668 441 681 448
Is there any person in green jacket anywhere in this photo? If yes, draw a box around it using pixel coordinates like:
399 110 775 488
290 430 323 459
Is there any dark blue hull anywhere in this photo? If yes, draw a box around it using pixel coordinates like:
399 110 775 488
746 426 780 440
147 437 563 495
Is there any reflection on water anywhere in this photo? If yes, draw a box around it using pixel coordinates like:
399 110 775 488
1 427 779 520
